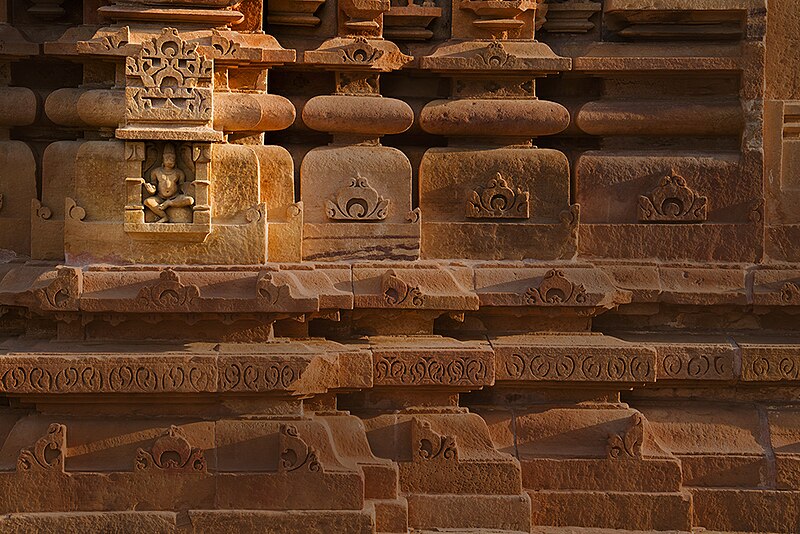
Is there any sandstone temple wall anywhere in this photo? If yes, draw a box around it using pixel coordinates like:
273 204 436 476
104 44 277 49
0 0 799 532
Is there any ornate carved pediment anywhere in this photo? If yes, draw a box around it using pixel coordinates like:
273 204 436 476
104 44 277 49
18 423 67 472
412 418 458 462
135 426 207 473
638 172 707 223
278 424 322 473
326 174 389 221
525 269 587 305
607 413 643 459
120 28 219 140
466 172 529 219
381 269 424 307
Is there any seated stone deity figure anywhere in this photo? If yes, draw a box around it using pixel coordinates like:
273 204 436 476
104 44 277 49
143 144 194 223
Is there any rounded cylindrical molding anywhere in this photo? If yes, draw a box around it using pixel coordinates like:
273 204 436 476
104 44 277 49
0 87 38 127
419 98 570 137
48 88 297 133
215 92 295 132
302 95 414 136
575 100 744 137
78 89 125 127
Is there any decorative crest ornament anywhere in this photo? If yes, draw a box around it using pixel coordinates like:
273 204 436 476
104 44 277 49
18 423 67 472
326 173 389 221
340 37 385 65
278 424 322 473
524 269 587 305
256 271 293 306
135 426 207 473
137 269 200 309
638 172 707 223
471 41 518 68
607 413 644 459
381 270 424 307
466 172 530 219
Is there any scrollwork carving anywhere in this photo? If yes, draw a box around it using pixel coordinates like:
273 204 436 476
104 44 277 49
340 37 385 64
607 414 644 459
18 423 67 472
137 269 200 310
470 41 518 68
35 267 82 311
780 282 800 304
638 172 707 223
466 172 529 219
413 418 458 463
524 269 587 305
381 270 423 307
374 355 489 386
278 424 322 473
326 173 389 221
135 426 207 473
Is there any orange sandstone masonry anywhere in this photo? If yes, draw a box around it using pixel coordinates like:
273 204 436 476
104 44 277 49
0 0 798 532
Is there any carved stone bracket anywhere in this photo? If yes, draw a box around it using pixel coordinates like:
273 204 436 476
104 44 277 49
412 418 458 462
638 172 707 223
525 269 587 305
18 423 67 472
326 173 390 221
466 172 529 219
607 413 644 459
278 424 322 473
382 269 424 307
135 426 207 473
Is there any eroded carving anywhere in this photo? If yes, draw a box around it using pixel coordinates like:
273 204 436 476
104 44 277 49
413 418 458 462
471 41 518 68
18 423 67 472
382 270 423 306
326 173 389 221
279 424 322 473
35 267 82 311
524 269 587 305
607 414 644 459
135 426 207 473
638 173 707 223
137 269 200 309
780 282 800 304
466 172 529 219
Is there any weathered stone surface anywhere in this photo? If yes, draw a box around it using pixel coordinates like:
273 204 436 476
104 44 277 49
0 0 795 531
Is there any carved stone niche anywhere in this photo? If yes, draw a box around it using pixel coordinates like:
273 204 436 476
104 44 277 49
124 141 212 242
